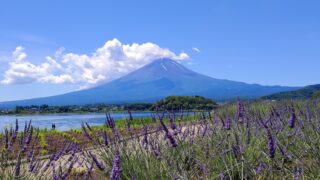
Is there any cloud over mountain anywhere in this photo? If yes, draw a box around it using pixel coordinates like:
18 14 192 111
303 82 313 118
1 39 189 86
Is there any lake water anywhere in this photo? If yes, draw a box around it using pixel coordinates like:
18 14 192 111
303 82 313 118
0 112 154 132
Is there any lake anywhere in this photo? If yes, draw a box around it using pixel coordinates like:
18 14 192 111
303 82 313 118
0 112 155 132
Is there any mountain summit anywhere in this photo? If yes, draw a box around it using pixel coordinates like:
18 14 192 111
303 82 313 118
0 59 299 107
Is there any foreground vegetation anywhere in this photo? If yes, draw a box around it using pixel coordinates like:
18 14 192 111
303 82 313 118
1 99 320 179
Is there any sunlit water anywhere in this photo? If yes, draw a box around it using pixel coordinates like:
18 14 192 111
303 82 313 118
0 112 154 132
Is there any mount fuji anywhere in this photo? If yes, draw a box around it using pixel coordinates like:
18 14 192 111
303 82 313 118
0 59 299 107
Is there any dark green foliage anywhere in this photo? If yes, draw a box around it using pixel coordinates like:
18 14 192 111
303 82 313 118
151 95 217 111
123 103 153 111
312 91 320 99
262 84 320 100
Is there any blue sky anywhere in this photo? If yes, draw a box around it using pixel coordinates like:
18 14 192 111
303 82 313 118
0 0 319 101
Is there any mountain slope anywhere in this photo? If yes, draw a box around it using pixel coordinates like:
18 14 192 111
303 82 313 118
262 84 320 100
0 59 300 107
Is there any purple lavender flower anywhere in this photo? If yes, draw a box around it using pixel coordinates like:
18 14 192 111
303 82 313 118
62 156 78 179
15 119 19 132
85 122 93 131
267 130 276 158
288 106 296 128
27 145 35 162
25 126 33 145
15 153 21 178
236 97 246 123
256 161 268 174
42 154 55 173
11 130 17 142
54 149 63 161
110 151 121 180
201 123 208 138
278 144 291 160
52 162 59 180
82 122 92 140
166 131 177 148
106 113 116 129
89 151 105 171
159 116 177 147
29 161 36 173
85 161 94 179
224 115 232 130
150 143 161 159
142 125 149 148
5 128 9 149
182 126 189 140
169 115 176 130
28 147 37 173
177 124 183 134
27 120 32 132
103 130 109 146
219 172 226 180
294 167 303 180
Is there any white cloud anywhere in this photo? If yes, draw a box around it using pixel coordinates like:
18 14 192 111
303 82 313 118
192 47 200 53
1 46 65 84
1 39 189 86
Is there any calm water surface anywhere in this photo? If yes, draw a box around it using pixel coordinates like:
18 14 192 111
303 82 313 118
0 112 154 131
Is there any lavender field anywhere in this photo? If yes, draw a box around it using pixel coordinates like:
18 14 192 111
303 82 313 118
1 99 320 179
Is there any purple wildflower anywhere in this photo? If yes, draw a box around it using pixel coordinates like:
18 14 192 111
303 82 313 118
82 122 92 140
89 151 105 171
236 97 246 123
288 106 296 128
166 131 177 147
62 156 78 179
27 120 32 132
27 145 35 162
52 162 59 180
15 153 21 178
5 128 9 149
54 149 64 161
256 161 268 174
151 143 160 159
201 123 208 138
169 115 176 130
219 172 226 180
15 119 19 132
85 161 94 179
224 115 232 130
29 161 36 173
25 126 33 145
110 151 121 180
106 113 116 129
267 130 276 158
103 130 109 146
278 144 291 160
294 167 303 180
85 122 93 131
42 153 56 173
142 125 149 148
159 117 177 147
11 130 17 142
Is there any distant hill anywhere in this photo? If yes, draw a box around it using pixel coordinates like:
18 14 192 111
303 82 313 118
151 95 217 111
262 84 320 100
0 59 299 108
